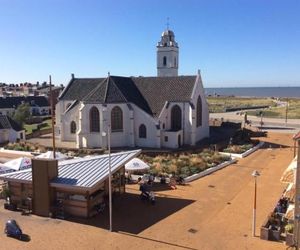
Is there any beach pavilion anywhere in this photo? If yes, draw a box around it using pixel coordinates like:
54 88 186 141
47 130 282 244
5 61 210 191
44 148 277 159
0 150 141 218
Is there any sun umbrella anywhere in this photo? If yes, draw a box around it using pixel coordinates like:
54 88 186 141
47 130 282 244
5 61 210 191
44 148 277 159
3 157 32 171
125 158 150 172
36 151 68 161
281 157 297 183
285 204 295 220
0 164 15 175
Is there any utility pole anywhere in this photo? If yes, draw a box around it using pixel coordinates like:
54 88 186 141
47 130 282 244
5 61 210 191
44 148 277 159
285 98 289 126
49 75 56 159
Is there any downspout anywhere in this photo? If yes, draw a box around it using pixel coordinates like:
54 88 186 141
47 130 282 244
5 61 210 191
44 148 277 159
182 103 185 147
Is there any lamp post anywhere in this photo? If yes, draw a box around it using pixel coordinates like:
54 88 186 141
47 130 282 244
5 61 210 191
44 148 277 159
295 214 300 250
107 125 112 232
102 108 112 232
252 170 260 237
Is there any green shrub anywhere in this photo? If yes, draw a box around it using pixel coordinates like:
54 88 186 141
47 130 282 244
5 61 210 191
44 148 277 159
285 224 294 233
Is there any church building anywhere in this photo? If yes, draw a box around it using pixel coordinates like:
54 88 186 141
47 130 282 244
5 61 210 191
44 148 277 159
55 29 209 149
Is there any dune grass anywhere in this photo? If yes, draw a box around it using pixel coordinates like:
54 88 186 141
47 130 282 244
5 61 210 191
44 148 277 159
207 97 276 113
208 96 300 118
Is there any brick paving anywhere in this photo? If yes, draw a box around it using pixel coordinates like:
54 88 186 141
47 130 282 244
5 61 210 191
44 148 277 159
0 132 295 250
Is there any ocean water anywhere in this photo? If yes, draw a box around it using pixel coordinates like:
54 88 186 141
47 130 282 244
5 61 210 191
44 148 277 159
205 87 300 98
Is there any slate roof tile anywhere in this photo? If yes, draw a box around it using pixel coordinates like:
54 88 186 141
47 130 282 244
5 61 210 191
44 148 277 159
0 115 22 131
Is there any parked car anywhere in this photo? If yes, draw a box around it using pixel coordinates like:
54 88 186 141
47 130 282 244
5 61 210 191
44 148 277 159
4 219 22 239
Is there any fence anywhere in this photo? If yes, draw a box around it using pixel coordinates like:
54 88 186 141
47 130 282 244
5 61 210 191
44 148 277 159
26 128 52 139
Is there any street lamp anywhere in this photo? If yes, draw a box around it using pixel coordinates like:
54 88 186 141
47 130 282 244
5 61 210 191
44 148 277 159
102 107 112 232
295 214 300 250
252 170 260 237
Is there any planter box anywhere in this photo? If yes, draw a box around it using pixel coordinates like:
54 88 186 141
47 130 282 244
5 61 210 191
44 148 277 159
260 220 281 241
220 141 264 159
269 225 281 241
4 203 17 211
260 219 270 240
184 158 237 183
286 232 294 246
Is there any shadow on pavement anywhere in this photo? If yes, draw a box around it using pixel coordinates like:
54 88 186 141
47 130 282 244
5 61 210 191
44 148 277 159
261 141 290 149
259 126 295 131
68 192 195 234
20 234 31 242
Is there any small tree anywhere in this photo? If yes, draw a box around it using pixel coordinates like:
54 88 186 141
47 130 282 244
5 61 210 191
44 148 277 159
13 103 31 127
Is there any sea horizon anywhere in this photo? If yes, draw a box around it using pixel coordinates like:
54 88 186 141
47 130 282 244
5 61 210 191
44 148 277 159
205 86 300 98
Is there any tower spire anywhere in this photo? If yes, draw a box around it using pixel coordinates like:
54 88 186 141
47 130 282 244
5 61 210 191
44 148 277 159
166 17 169 30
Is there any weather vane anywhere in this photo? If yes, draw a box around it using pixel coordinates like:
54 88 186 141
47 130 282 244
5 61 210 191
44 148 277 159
166 17 170 30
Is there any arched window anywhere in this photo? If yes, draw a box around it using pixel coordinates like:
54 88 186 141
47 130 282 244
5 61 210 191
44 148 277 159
139 124 147 138
196 96 202 127
90 106 100 132
111 106 123 132
174 57 177 67
70 121 76 134
171 105 182 131
163 56 167 66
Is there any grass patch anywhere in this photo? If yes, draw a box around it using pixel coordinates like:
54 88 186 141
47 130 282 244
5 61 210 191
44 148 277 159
247 98 300 119
208 96 300 118
207 97 276 113
24 119 52 135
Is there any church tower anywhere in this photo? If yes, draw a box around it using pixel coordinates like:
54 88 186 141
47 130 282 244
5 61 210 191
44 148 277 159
157 29 179 77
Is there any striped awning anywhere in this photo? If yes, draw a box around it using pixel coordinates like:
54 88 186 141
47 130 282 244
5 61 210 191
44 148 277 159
293 131 300 141
283 183 295 203
281 157 297 183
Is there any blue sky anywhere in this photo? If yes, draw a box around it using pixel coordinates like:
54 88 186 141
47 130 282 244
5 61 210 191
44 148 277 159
0 0 299 87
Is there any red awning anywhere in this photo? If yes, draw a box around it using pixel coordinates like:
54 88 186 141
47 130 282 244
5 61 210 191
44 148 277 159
293 131 300 141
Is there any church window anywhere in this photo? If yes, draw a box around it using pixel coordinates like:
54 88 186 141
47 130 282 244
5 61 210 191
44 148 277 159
111 106 123 132
139 124 147 138
174 57 177 67
90 106 100 132
163 56 167 66
196 96 202 127
70 121 76 134
171 105 182 131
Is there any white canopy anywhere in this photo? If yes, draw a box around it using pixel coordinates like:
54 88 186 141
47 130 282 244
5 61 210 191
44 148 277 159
125 158 150 172
3 157 32 171
0 163 15 175
36 151 68 160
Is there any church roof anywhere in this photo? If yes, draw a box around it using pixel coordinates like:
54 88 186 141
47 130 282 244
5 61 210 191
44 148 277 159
59 78 105 100
59 75 197 117
133 76 196 116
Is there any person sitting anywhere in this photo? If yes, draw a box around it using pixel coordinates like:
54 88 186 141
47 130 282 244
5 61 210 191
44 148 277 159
140 182 150 198
148 174 154 185
169 176 177 190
